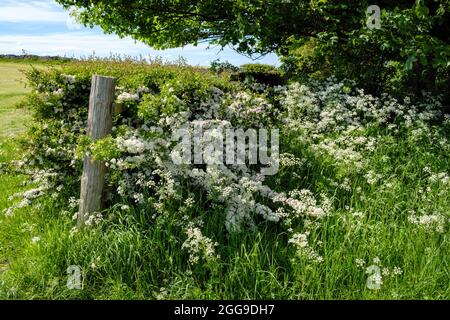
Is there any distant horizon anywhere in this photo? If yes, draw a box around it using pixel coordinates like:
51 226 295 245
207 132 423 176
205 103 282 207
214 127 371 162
0 0 280 67
0 51 278 68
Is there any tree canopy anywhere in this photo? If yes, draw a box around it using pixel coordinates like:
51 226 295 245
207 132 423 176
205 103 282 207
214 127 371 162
57 0 450 102
57 0 375 55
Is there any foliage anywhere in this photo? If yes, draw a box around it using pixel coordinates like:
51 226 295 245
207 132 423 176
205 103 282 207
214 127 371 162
209 59 239 74
10 59 329 237
282 1 450 105
231 63 286 87
56 0 366 55
0 60 449 300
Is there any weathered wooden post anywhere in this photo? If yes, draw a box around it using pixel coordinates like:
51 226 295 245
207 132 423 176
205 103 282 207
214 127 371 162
78 75 116 226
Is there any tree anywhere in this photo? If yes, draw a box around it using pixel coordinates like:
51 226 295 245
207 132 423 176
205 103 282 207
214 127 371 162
58 0 449 103
281 1 450 101
57 0 369 56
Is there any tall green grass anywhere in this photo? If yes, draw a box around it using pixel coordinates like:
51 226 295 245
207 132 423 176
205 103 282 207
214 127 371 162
1 126 448 299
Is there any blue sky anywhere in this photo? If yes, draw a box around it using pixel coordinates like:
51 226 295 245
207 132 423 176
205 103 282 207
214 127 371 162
0 0 279 66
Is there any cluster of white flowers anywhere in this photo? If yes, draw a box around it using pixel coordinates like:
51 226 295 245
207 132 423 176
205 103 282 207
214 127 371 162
0 70 332 271
53 88 64 96
279 153 306 168
61 74 76 84
288 232 323 263
364 170 383 186
3 169 57 216
101 100 330 233
31 236 41 244
115 86 150 105
428 171 450 185
355 258 366 268
179 164 330 232
329 177 353 192
408 212 446 233
285 78 445 130
137 86 150 95
181 226 218 264
19 71 448 272
84 212 104 227
281 79 445 175
116 92 140 104
312 131 377 171
225 91 277 126
116 136 149 154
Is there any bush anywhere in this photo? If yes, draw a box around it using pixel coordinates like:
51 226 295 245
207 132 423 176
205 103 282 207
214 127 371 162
13 58 323 241
281 2 450 110
231 63 286 87
209 59 239 74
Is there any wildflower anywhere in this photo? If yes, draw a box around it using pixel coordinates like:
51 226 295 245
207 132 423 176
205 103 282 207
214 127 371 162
408 213 446 233
392 267 403 276
288 233 308 248
61 74 76 84
31 236 41 244
355 258 365 268
184 197 195 208
182 227 218 264
366 267 383 289
117 92 140 103
53 88 64 96
84 212 103 227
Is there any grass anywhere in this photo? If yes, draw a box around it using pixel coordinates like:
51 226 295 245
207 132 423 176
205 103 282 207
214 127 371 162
0 62 33 138
0 60 49 282
0 60 448 300
0 63 26 279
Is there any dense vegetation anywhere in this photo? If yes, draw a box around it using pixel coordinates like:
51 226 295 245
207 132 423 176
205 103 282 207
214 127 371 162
0 0 448 300
57 1 450 104
0 58 448 299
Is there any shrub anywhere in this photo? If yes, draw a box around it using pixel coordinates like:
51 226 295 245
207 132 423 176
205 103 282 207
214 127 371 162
231 63 286 87
209 59 239 74
9 59 330 248
281 2 450 109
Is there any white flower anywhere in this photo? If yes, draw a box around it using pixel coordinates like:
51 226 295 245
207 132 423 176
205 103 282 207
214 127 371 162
62 74 76 84
392 266 403 276
289 233 308 248
408 213 446 233
31 236 41 244
117 92 140 103
356 258 365 268
182 227 218 264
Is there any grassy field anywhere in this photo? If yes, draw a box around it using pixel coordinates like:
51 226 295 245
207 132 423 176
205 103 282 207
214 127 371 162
0 62 32 137
0 61 51 280
0 60 448 300
0 61 41 279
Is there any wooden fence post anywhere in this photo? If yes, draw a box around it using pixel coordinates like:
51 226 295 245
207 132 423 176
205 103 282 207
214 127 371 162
78 75 116 226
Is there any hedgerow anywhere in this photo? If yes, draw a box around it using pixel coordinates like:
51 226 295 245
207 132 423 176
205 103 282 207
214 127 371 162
1 59 448 299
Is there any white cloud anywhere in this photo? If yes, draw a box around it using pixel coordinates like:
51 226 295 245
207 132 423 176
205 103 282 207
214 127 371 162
0 0 68 23
0 6 67 23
